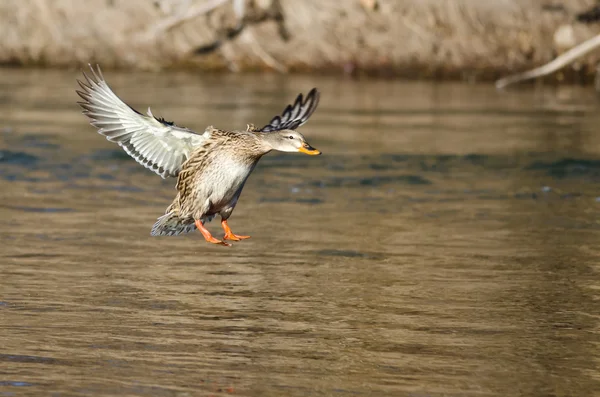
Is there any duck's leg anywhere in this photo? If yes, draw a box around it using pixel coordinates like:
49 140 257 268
221 219 251 241
195 220 231 246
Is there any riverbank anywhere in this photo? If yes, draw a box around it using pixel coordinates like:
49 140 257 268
1 0 600 82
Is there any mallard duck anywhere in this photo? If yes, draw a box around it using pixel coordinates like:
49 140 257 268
76 65 321 246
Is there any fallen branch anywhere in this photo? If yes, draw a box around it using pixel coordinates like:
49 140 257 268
189 0 287 72
496 33 600 89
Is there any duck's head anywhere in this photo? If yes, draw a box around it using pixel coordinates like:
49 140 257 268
262 130 321 155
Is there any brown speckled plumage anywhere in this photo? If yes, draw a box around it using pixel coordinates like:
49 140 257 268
168 127 264 226
76 65 321 245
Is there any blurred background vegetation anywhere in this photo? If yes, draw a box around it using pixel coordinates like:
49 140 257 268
2 0 600 82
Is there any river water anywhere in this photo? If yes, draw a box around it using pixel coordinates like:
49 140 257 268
2 68 600 396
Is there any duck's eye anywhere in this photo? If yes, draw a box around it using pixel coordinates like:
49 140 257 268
288 135 294 140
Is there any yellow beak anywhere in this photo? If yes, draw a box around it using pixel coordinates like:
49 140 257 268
298 144 321 156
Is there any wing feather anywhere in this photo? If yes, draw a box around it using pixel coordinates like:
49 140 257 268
76 64 206 178
257 88 320 132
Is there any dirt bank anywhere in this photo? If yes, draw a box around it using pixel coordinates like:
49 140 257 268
1 0 599 81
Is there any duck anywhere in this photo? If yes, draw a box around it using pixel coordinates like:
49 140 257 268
76 65 321 247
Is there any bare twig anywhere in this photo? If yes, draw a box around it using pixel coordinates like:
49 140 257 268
240 28 287 72
139 0 229 42
193 23 245 54
496 33 600 89
232 0 245 21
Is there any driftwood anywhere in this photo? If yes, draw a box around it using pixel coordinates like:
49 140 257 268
496 33 600 89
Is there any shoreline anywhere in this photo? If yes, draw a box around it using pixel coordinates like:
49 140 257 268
1 0 600 83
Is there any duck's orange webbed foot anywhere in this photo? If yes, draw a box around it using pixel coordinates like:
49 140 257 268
195 220 231 247
221 219 251 241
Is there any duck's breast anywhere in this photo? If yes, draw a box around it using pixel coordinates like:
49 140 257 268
197 152 257 211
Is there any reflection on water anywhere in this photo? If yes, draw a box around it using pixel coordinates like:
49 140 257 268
1 68 600 396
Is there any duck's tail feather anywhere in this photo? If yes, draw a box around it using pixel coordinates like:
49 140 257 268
151 211 197 236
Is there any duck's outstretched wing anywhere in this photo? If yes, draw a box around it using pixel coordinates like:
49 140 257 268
76 64 207 178
257 88 320 132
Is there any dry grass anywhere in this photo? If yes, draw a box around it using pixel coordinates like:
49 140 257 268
1 0 599 80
